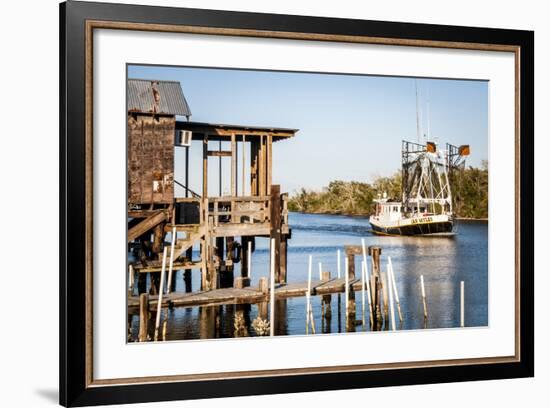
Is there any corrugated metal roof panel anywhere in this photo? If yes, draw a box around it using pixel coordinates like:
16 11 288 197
127 79 192 117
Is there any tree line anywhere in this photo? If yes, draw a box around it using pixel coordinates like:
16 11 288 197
287 162 488 219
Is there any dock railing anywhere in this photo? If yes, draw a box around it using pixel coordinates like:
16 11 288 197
174 194 289 227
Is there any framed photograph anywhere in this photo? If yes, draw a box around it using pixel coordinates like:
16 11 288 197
60 1 534 406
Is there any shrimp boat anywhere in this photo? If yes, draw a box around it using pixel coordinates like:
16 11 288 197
369 140 470 237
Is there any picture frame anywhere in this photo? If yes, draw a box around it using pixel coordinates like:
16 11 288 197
59 1 534 406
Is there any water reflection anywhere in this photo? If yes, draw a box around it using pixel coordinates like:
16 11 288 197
128 213 488 341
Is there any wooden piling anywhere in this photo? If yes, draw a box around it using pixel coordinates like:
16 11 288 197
184 247 193 292
321 271 331 332
381 270 389 324
258 276 268 295
270 185 282 283
280 235 288 283
138 293 149 342
369 246 382 328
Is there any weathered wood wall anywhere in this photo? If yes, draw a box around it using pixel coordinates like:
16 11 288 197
128 114 175 204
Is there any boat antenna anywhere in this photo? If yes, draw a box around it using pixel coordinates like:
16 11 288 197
415 80 421 143
427 86 431 141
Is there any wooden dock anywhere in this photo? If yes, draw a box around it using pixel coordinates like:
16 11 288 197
128 277 363 311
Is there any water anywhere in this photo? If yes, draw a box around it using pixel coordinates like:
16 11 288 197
129 212 488 341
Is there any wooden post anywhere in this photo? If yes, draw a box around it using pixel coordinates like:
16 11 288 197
387 263 396 331
231 133 237 196
267 135 273 194
270 185 282 283
460 281 465 327
388 257 403 322
167 227 176 293
280 235 288 283
242 135 246 196
369 246 382 328
318 262 322 280
345 257 349 313
241 236 250 278
202 136 208 198
258 276 268 295
218 140 222 196
154 247 168 341
247 239 252 279
128 264 134 296
321 271 331 281
346 252 356 280
138 293 149 342
184 247 192 293
223 237 235 288
381 270 389 324
337 249 341 278
258 135 265 196
420 275 428 320
269 238 276 336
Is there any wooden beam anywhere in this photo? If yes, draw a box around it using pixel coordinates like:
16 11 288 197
207 150 232 157
127 210 167 242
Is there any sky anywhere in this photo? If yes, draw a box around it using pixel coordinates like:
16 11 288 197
128 65 488 196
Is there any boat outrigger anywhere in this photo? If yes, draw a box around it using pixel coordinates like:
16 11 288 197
369 140 470 237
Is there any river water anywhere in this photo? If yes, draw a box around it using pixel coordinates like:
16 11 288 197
129 212 488 341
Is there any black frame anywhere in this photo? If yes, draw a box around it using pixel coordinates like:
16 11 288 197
60 1 534 406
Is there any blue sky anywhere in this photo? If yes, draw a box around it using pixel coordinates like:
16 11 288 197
128 65 488 195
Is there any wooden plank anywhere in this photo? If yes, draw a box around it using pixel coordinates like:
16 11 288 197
128 277 360 310
127 210 167 242
207 150 232 157
138 293 149 341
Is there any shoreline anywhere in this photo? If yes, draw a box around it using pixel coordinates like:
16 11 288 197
288 210 488 222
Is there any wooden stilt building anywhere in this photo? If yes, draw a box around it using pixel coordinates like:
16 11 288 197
127 79 297 295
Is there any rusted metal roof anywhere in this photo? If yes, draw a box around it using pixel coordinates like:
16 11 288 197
127 79 192 117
